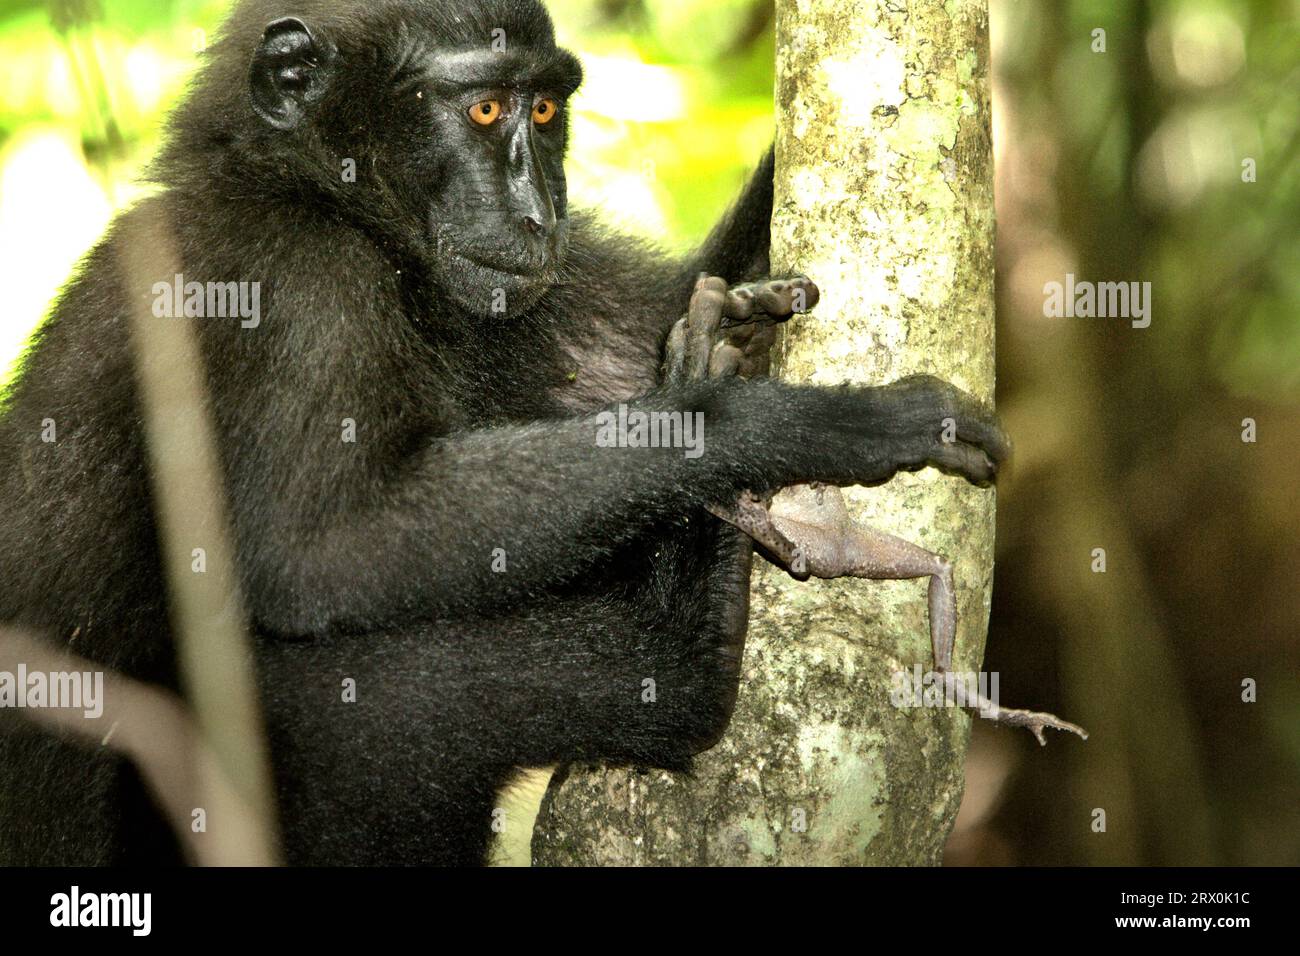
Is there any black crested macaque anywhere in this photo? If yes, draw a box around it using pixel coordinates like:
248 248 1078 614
0 0 1044 866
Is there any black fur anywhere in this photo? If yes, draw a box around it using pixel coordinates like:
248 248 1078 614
0 0 1000 865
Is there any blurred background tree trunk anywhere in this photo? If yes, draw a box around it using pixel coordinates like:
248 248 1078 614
532 0 996 865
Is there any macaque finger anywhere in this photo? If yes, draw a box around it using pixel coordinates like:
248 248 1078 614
724 322 756 347
661 317 688 385
722 276 820 327
685 276 727 381
709 342 744 379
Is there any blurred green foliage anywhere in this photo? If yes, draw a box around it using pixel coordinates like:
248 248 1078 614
981 0 1300 866
997 0 1300 402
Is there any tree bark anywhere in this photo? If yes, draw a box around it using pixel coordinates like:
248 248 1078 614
533 0 996 866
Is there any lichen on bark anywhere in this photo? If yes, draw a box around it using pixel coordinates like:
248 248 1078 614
532 0 996 866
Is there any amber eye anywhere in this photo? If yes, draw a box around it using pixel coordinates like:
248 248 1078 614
469 100 502 125
532 98 558 126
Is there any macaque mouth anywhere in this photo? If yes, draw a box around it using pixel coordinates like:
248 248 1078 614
436 229 566 281
431 209 569 283
452 247 552 278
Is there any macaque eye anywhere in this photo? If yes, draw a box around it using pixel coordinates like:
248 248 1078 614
532 98 558 126
469 100 502 125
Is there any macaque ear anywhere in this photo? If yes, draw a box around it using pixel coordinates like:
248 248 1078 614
250 17 333 130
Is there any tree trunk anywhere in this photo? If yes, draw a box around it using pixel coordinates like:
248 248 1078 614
532 0 996 866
